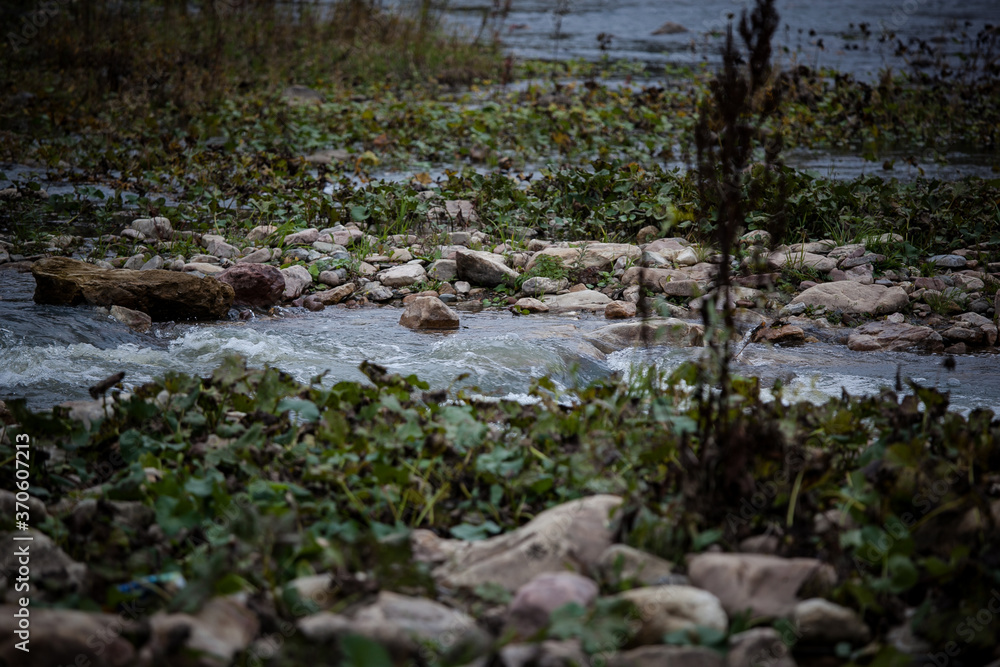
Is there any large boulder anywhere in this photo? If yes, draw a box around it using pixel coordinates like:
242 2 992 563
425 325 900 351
585 318 703 353
790 282 908 315
686 553 837 620
216 264 285 308
847 321 944 353
456 249 518 287
412 495 622 593
399 296 460 330
31 257 233 321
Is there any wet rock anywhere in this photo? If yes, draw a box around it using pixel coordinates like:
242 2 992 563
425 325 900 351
686 553 837 620
280 265 312 300
413 495 621 593
303 295 325 311
521 276 569 296
237 247 272 264
110 305 152 333
456 249 519 287
378 263 426 288
791 598 870 647
245 225 278 243
216 264 285 308
605 301 637 319
791 281 908 315
144 597 258 667
585 318 703 353
652 21 688 34
512 297 549 313
726 627 796 667
131 216 173 240
609 645 724 667
314 283 355 306
847 321 944 353
284 228 320 246
32 257 233 320
597 544 676 588
399 296 460 330
616 585 728 646
543 289 612 312
752 324 805 345
427 258 458 282
0 605 142 667
506 572 599 638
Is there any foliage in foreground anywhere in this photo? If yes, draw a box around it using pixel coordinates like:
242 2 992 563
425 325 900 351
4 355 1000 661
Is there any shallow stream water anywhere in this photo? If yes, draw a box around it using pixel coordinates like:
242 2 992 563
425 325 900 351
3 266 998 414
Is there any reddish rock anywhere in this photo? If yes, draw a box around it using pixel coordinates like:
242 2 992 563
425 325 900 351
216 263 285 308
752 324 805 345
605 301 637 319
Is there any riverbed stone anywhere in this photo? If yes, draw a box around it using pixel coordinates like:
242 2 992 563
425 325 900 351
280 265 312 299
456 249 518 287
412 495 621 592
791 598 870 647
767 250 837 273
378 263 426 288
512 297 549 313
847 321 944 353
506 572 599 639
32 256 233 320
526 243 641 272
427 259 458 282
928 254 967 269
686 553 837 620
597 544 676 588
752 324 806 346
246 224 278 243
399 296 460 330
203 235 238 259
237 247 271 264
0 605 141 667
216 264 285 308
184 262 225 275
621 266 694 290
586 318 703 353
284 228 320 246
110 305 152 333
791 281 908 315
543 289 612 312
609 646 724 667
521 276 569 296
605 301 637 319
726 628 796 667
1 529 88 602
123 253 145 270
145 597 258 667
616 585 728 646
131 216 173 240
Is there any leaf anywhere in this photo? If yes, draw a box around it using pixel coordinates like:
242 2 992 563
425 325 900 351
887 554 919 593
691 528 724 552
450 521 501 541
340 633 394 667
276 398 320 422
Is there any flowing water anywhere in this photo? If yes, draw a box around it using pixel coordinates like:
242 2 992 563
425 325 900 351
3 266 999 414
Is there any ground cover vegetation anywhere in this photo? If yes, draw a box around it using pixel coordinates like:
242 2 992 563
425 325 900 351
2 0 1000 665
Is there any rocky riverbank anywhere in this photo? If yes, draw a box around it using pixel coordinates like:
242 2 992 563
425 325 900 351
5 202 998 357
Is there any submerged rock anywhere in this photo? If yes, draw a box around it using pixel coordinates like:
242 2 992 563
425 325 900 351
110 304 152 333
31 256 233 321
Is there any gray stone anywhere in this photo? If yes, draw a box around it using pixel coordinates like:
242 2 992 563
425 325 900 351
284 228 320 246
399 296 460 330
456 249 518 287
791 282 908 315
726 627 797 667
237 248 271 264
140 255 164 271
378 263 426 288
427 259 458 282
792 598 870 646
597 544 676 588
131 216 173 240
123 253 145 270
506 572 599 638
245 225 278 243
0 605 140 667
928 254 967 269
585 318 703 353
610 646 724 667
512 297 549 313
847 321 944 353
616 585 728 646
146 597 258 667
542 289 612 312
521 276 569 296
280 265 312 299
